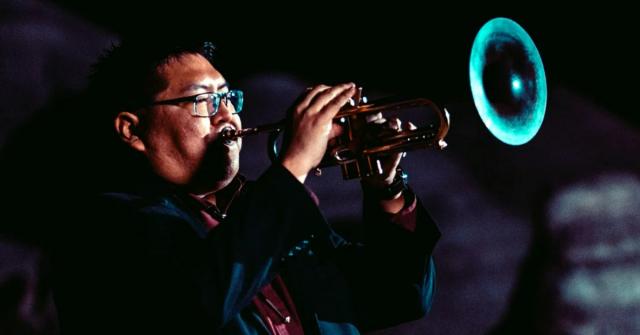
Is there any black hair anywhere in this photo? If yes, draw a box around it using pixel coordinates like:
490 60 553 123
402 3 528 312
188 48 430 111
87 38 217 116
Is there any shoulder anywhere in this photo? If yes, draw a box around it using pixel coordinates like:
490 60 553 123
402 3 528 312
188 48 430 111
95 191 182 217
81 191 198 237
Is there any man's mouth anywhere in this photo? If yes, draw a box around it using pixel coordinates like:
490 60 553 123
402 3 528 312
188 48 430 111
219 126 238 146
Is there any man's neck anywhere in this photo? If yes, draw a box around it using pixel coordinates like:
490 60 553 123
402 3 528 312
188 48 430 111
198 192 217 207
190 176 245 214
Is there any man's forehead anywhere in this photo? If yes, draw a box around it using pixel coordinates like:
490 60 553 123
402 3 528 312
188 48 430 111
181 81 229 93
156 54 227 93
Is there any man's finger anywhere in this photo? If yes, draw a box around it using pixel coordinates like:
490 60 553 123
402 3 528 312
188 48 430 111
365 112 383 123
388 117 402 132
311 83 356 119
295 84 331 114
382 152 403 175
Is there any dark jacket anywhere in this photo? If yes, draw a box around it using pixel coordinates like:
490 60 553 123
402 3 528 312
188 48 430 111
53 164 439 334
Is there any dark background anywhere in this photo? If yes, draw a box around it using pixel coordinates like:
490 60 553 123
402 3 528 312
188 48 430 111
51 2 640 128
2 1 640 334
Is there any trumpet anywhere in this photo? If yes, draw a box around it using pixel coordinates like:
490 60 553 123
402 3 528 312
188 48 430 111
222 17 546 180
222 91 451 179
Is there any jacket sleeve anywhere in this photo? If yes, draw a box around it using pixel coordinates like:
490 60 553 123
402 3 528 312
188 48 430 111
56 164 329 333
199 164 330 327
331 188 441 331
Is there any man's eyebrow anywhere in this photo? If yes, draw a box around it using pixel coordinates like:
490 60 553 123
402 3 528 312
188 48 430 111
182 82 229 94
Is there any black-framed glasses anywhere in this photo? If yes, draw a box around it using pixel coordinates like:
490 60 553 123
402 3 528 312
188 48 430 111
150 89 244 117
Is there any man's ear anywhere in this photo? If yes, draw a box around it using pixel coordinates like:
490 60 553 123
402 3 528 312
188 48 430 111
114 111 145 152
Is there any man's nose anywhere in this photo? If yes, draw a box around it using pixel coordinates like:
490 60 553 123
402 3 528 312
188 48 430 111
211 98 235 122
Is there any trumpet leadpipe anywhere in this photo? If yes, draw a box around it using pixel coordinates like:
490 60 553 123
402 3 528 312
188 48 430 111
220 122 284 140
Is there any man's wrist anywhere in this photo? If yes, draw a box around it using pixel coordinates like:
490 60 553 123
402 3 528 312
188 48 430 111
378 192 405 214
281 159 308 184
363 168 409 200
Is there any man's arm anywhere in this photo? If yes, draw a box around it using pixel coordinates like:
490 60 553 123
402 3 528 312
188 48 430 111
329 187 440 332
55 163 327 333
200 163 328 327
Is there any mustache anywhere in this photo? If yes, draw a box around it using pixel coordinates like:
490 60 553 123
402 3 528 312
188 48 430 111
211 123 242 147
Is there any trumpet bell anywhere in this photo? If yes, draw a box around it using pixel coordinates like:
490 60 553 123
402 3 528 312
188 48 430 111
469 17 547 145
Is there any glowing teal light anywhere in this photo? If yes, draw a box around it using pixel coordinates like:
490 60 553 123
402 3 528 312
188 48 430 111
511 77 522 92
469 18 547 146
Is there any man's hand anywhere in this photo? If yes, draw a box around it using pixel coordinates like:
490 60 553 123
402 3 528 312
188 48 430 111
281 83 356 183
361 113 416 213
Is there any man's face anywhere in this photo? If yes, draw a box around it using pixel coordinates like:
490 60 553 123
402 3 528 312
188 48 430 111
138 53 242 193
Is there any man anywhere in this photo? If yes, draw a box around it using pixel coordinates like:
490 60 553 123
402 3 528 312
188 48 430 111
52 39 440 334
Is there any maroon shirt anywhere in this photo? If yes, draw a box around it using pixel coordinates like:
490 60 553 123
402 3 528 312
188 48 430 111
189 189 418 334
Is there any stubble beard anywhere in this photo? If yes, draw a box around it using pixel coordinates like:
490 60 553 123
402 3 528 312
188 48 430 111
190 138 241 194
